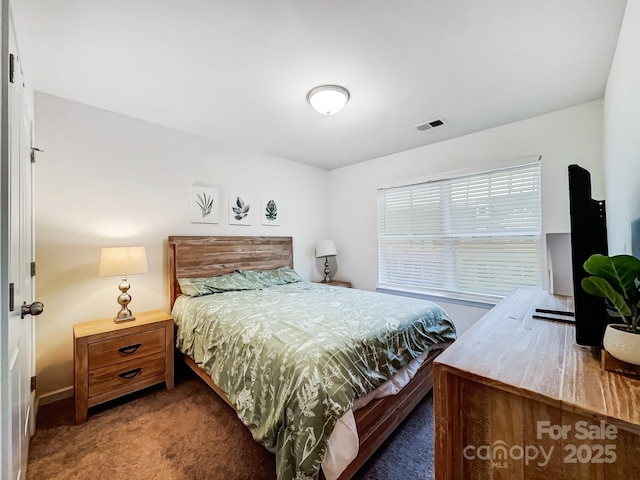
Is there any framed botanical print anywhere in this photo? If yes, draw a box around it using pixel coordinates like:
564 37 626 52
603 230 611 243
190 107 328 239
191 184 219 224
229 192 252 225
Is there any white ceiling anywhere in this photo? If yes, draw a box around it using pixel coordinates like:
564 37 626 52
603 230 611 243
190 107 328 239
19 0 627 170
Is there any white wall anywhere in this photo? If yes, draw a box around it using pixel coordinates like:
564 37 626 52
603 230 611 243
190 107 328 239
34 93 329 400
604 0 640 255
328 101 605 334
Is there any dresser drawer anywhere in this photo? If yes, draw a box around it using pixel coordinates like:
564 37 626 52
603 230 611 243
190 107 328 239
88 327 165 370
88 351 166 398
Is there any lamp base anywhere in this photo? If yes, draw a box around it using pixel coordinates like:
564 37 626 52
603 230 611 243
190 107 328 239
323 257 332 283
113 277 136 323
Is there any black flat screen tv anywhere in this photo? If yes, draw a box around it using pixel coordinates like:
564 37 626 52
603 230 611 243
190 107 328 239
568 164 609 346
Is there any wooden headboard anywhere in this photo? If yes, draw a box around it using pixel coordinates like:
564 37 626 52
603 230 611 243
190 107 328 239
167 236 294 306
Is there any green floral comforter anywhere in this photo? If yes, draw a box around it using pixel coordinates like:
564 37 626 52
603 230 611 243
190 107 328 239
172 281 456 479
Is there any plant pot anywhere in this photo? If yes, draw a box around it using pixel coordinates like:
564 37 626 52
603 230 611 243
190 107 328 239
603 324 640 366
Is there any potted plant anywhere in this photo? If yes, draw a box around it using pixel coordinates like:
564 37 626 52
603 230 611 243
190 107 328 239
581 253 640 365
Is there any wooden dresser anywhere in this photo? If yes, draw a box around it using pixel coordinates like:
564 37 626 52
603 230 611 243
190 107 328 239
434 288 640 479
74 310 174 423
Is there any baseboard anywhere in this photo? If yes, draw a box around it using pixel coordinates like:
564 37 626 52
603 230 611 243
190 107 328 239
37 385 73 410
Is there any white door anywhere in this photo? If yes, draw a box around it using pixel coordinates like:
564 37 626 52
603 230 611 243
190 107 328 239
1 6 40 480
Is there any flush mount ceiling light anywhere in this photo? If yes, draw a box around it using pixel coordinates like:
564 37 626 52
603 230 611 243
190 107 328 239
306 85 350 115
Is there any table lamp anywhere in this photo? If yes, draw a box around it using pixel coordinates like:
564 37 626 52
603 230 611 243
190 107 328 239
99 246 148 322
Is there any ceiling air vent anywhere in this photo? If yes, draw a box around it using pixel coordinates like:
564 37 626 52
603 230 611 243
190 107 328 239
415 117 447 132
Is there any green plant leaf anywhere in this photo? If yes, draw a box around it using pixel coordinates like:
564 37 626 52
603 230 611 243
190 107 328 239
196 192 213 218
265 199 277 221
583 254 640 294
232 196 249 220
581 276 632 317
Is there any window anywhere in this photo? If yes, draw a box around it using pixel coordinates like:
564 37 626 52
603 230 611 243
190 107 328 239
377 161 541 302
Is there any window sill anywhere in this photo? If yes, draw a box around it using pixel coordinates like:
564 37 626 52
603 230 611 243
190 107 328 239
375 284 500 309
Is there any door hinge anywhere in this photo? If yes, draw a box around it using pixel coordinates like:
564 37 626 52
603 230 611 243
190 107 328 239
31 262 36 277
9 283 15 311
31 376 36 392
9 53 15 83
31 147 44 163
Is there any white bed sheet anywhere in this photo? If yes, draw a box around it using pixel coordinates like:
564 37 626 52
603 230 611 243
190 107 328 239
321 348 433 479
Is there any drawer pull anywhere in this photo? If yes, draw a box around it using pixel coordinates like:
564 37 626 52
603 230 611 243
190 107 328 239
118 368 142 380
118 344 142 355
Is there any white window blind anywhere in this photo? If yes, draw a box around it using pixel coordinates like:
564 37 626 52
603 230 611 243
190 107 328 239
378 162 541 300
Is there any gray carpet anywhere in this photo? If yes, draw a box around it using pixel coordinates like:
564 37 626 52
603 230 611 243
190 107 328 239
354 394 435 480
28 369 435 479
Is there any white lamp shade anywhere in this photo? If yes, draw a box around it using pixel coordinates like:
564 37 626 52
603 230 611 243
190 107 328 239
99 246 148 277
315 240 337 258
307 85 350 115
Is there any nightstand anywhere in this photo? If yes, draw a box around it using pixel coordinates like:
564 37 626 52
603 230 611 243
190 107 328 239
317 280 352 288
73 310 174 423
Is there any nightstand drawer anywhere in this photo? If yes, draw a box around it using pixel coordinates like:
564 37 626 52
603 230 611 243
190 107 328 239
88 351 166 397
88 327 165 370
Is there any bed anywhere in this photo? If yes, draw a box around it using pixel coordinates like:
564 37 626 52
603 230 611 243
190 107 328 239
168 235 456 480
